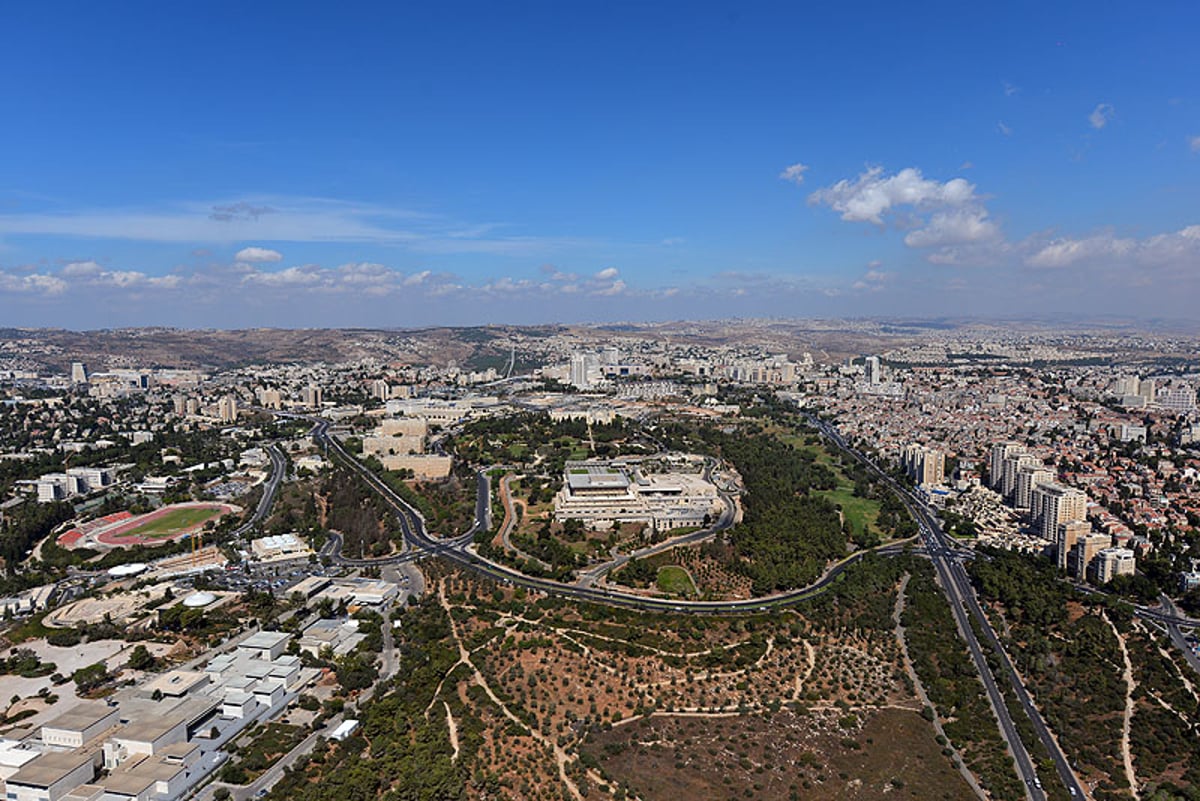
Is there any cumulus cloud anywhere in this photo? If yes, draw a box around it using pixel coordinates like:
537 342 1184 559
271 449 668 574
61 260 104 277
234 246 283 263
594 267 619 280
806 166 1000 262
0 271 67 295
403 270 432 286
778 163 810 185
1088 103 1115 130
594 279 627 296
241 266 322 287
903 208 1000 249
808 167 979 224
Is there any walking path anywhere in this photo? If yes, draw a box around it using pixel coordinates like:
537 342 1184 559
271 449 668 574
892 574 988 801
1102 611 1140 800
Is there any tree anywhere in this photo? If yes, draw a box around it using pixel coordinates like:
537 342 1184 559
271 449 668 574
128 644 156 671
72 662 109 694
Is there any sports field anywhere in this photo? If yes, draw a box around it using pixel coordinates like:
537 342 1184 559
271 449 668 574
122 506 223 539
93 502 237 547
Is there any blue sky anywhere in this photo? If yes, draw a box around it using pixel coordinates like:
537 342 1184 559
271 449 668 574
1 1 1198 327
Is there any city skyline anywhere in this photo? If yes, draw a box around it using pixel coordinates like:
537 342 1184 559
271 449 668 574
2 1 1199 327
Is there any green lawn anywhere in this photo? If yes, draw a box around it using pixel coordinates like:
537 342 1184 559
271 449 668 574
123 506 223 539
656 565 697 597
778 429 883 539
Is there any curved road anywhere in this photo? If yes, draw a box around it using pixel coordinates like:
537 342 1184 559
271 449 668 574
310 418 909 615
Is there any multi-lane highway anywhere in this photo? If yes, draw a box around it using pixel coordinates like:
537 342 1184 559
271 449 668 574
805 415 1074 799
232 443 286 539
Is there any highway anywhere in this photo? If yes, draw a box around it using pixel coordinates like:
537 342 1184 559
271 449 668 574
806 414 1082 800
232 443 287 539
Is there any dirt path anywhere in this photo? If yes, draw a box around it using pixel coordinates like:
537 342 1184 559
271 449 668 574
1103 611 1140 800
443 701 460 762
437 582 588 801
792 639 816 700
893 574 988 801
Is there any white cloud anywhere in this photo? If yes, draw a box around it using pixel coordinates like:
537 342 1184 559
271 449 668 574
61 261 104 277
0 271 67 295
997 121 1012 137
1003 81 1019 97
778 163 810 185
594 267 619 280
1088 103 1115 130
903 208 1000 249
1026 225 1200 270
1190 135 1200 153
403 270 432 286
594 279 627 297
241 266 323 287
808 167 979 224
234 246 283 263
807 165 1000 263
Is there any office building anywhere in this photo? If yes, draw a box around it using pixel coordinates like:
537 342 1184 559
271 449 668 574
864 355 882 384
569 353 591 389
1158 385 1196 414
70 362 89 385
302 384 323 409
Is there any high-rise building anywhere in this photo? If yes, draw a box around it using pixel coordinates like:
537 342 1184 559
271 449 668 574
1056 520 1092 571
371 379 390 402
1031 482 1088 541
1070 532 1112 580
902 444 945 486
257 388 283 410
1002 453 1040 502
864 356 882 384
1138 378 1157 405
1015 465 1055 511
1111 375 1141 397
569 353 590 389
70 362 89 384
302 385 323 409
601 346 620 366
989 442 1024 490
1094 548 1136 583
218 396 239 424
172 395 187 416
